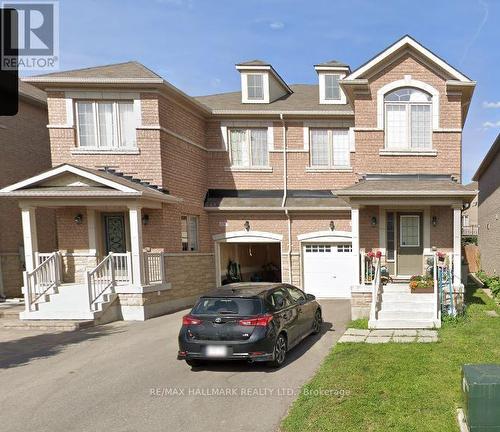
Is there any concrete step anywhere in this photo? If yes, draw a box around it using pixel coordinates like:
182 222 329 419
369 319 438 329
378 310 435 320
20 310 96 320
380 301 435 312
383 284 412 293
381 293 434 302
1 319 95 331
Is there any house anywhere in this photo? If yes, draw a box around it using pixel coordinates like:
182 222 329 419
0 35 476 328
472 133 500 275
0 81 56 299
462 181 478 236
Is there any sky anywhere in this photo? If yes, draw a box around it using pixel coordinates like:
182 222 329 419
23 0 500 183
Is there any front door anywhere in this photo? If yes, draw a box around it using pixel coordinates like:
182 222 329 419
103 214 126 254
397 213 423 276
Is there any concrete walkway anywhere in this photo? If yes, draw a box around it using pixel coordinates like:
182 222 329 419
338 328 439 343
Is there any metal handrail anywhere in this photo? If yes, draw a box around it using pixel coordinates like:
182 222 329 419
369 257 382 321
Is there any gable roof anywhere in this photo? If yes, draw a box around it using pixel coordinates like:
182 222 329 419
314 59 350 68
236 59 270 67
473 134 500 181
345 35 472 82
0 164 181 203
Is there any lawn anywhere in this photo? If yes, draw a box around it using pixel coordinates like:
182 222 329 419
281 283 500 432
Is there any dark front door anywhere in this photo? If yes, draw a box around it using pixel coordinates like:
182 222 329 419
397 213 423 276
103 214 126 254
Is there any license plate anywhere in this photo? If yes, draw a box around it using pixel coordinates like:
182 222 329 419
205 345 228 357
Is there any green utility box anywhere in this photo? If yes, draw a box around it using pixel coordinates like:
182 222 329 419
462 364 500 431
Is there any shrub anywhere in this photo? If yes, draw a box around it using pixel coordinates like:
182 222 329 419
409 275 433 291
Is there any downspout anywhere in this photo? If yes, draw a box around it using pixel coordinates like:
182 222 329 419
280 113 292 284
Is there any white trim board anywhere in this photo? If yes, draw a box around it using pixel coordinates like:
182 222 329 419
213 230 283 243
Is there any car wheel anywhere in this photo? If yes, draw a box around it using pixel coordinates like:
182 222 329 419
312 309 322 335
269 333 287 368
186 359 203 367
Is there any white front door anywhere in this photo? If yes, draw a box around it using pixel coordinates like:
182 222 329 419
302 243 354 298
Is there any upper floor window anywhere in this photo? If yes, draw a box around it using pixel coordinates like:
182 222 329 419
229 128 268 168
384 88 432 150
75 100 136 149
181 215 199 251
310 128 350 168
324 74 340 100
247 74 264 100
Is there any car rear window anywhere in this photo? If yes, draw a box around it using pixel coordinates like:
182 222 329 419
192 297 262 316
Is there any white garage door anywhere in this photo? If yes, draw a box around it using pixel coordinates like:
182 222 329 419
302 243 354 298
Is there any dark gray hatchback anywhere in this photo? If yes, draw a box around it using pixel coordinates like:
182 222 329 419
177 283 322 368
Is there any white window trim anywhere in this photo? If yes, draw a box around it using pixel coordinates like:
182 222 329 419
74 100 138 150
228 127 270 168
221 121 273 151
384 99 433 151
377 77 439 130
241 72 270 103
318 72 347 105
309 128 351 169
400 215 420 248
181 215 199 252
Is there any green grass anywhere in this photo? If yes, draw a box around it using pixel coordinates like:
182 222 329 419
347 318 369 329
282 284 500 432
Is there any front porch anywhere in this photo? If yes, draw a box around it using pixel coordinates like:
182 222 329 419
339 174 476 329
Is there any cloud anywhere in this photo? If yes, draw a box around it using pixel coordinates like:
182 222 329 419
461 0 489 64
482 120 500 129
483 101 500 108
269 21 285 30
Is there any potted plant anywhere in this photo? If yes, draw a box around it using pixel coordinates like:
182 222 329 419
409 275 434 293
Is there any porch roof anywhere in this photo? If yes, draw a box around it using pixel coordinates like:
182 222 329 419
0 164 182 204
336 174 477 200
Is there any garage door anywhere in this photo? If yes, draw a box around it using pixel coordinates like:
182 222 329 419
302 243 354 298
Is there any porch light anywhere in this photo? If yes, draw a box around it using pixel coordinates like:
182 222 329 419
432 216 438 227
329 220 335 231
244 220 250 231
371 216 377 226
74 214 83 224
142 214 150 225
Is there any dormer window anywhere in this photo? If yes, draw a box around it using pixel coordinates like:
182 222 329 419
324 74 341 100
247 74 264 100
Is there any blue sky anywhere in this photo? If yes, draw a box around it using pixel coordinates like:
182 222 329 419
26 0 500 182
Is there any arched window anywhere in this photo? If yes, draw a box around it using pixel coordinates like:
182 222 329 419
384 88 432 150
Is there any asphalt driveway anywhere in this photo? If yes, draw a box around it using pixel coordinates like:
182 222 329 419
0 299 350 432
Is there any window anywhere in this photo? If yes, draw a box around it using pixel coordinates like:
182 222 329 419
337 244 352 253
268 289 292 311
181 215 199 251
384 88 432 150
462 215 470 227
324 74 340 100
75 101 136 149
305 244 332 253
286 286 306 303
400 215 420 247
386 212 395 261
247 74 264 100
229 128 268 167
310 128 350 168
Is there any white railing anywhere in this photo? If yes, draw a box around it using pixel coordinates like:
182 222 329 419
23 251 62 312
360 249 376 285
369 257 382 322
433 251 439 321
35 252 54 267
462 225 478 236
86 252 131 308
144 252 166 285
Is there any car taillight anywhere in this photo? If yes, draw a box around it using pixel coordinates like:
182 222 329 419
238 314 273 327
182 315 201 326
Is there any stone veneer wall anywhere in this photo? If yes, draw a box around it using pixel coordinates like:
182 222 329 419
351 291 373 320
61 255 98 284
0 255 23 297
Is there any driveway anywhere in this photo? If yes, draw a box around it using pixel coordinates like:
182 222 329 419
0 299 350 432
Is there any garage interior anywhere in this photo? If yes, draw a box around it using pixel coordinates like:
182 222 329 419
219 242 281 285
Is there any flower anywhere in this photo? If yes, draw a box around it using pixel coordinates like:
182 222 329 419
366 251 375 258
376 251 382 258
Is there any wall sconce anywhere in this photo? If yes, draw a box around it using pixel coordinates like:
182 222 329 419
432 216 438 227
371 216 377 226
329 220 335 231
244 220 250 231
74 214 83 225
142 214 150 225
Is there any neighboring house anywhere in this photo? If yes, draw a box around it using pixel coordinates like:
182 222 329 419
473 134 500 274
0 81 56 299
462 181 478 235
0 35 476 328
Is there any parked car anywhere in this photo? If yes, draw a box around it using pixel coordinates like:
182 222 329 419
177 283 323 368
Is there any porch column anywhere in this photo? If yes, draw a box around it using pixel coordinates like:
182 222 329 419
351 206 360 286
452 205 462 287
128 205 144 286
21 206 38 272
